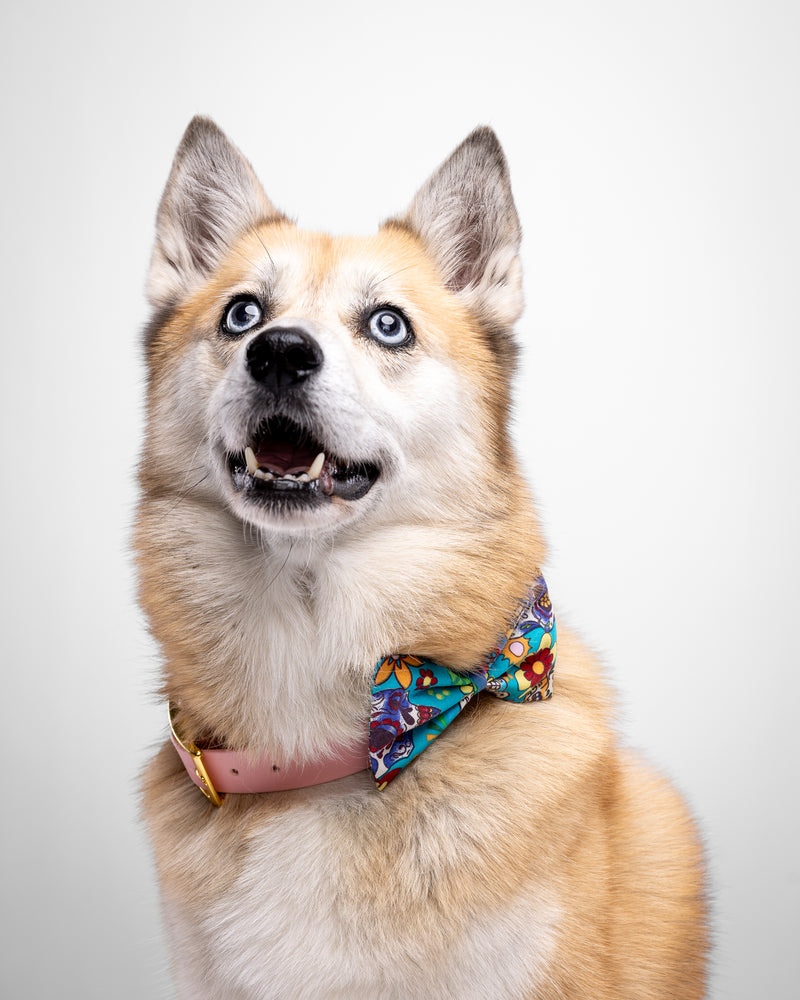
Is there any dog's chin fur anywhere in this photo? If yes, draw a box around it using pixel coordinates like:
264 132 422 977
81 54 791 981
137 118 708 999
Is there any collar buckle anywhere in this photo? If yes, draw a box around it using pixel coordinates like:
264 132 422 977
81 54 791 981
168 702 224 807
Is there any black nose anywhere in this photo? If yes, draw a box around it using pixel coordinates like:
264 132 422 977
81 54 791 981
245 326 323 392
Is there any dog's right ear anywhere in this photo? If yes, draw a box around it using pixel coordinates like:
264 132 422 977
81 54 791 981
147 117 281 308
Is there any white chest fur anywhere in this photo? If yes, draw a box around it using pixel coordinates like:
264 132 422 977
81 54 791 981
162 776 559 1000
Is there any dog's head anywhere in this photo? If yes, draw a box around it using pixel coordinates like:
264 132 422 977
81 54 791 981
142 118 527 543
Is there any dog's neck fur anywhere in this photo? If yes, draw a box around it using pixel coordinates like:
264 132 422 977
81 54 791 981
137 474 542 763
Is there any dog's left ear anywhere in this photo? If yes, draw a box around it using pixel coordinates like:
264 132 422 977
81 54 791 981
399 127 523 331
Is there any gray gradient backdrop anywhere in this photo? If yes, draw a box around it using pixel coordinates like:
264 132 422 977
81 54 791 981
2 1 797 997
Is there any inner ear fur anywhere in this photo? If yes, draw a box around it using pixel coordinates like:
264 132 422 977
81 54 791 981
147 116 283 309
394 127 524 332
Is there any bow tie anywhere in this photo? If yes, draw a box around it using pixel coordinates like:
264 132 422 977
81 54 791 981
369 572 556 788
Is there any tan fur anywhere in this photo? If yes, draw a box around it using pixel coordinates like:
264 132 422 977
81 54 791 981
138 119 708 998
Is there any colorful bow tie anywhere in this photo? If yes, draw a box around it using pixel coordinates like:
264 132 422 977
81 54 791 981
369 573 556 788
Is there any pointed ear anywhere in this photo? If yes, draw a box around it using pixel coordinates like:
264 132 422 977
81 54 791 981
147 117 282 308
398 127 523 330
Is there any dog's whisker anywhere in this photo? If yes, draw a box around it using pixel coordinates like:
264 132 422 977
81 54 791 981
157 437 213 520
263 540 293 591
158 471 211 520
252 228 275 270
372 263 415 285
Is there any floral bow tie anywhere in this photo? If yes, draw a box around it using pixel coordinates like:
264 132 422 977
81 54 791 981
369 573 556 788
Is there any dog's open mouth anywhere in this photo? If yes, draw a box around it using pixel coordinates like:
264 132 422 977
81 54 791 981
228 416 379 505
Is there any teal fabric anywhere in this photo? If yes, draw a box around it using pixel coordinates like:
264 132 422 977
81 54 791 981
369 573 556 788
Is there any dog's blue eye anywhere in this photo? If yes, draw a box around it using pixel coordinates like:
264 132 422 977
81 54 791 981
223 298 262 336
367 308 412 348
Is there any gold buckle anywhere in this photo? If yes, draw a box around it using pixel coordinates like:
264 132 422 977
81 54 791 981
169 702 224 807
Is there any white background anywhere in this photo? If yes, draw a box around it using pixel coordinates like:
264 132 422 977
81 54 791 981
1 1 797 997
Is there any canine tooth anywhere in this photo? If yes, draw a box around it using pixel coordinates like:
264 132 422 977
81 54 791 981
253 468 274 480
297 473 310 482
306 452 325 481
245 447 259 475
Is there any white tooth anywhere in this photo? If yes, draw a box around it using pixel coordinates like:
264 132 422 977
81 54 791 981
245 447 259 475
253 468 274 480
297 473 310 482
283 474 297 481
306 452 325 481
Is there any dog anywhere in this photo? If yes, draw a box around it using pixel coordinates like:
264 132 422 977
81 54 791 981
137 117 708 999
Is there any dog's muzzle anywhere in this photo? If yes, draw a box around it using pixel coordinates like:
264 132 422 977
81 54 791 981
225 323 381 509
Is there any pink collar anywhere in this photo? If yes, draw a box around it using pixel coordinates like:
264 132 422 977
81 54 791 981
169 703 368 805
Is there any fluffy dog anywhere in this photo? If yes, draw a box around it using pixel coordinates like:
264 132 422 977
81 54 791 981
137 117 708 999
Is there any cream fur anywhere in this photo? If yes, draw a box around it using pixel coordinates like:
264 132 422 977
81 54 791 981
161 778 560 1000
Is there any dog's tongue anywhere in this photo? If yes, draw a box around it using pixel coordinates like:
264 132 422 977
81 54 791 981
255 439 319 476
